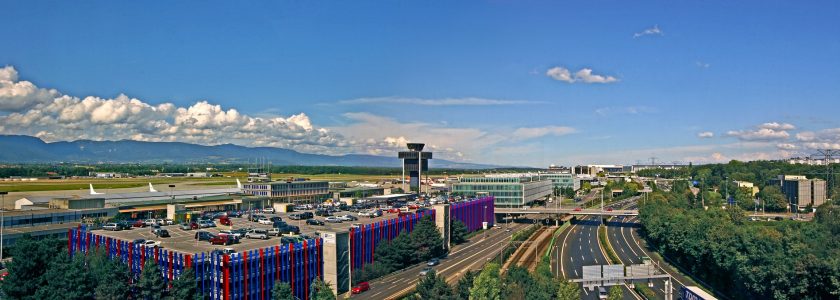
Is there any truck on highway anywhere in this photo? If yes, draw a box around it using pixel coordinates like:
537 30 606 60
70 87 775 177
680 286 717 300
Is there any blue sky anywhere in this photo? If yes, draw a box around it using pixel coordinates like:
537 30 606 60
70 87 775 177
2 1 839 167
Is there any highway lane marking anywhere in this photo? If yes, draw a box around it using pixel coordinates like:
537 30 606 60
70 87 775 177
574 269 578 276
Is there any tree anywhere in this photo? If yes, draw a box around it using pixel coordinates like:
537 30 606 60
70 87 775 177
137 260 167 300
35 252 94 300
555 279 580 300
416 270 454 300
0 236 63 300
309 278 336 300
450 220 469 245
168 267 200 300
409 216 445 261
455 270 475 300
607 286 623 300
272 281 295 300
89 249 131 300
469 263 501 300
758 185 788 212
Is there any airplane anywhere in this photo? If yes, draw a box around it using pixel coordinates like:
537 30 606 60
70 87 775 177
89 184 105 195
236 178 243 190
148 183 158 193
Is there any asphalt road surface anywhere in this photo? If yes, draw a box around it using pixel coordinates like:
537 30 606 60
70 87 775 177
351 222 529 300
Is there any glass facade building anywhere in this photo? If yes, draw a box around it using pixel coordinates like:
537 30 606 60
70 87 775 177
452 176 552 207
538 173 574 190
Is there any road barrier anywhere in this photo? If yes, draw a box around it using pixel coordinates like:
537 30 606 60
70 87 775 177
450 196 495 232
349 209 436 271
68 225 323 300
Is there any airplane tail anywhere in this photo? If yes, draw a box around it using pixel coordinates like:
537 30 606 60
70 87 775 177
236 178 243 190
89 184 104 195
149 183 158 193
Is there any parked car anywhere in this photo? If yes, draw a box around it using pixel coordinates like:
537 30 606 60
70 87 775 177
164 219 175 225
219 216 232 226
274 224 300 235
143 240 162 248
211 248 237 256
306 219 325 226
103 223 120 231
195 231 214 241
258 218 274 225
150 224 161 232
267 228 282 236
144 219 158 226
179 223 193 230
338 214 358 221
270 216 283 223
208 235 232 245
133 220 147 228
116 221 133 230
263 207 275 213
219 230 243 239
325 216 342 223
245 229 269 240
315 209 332 217
351 282 370 294
387 208 401 214
249 214 264 222
427 258 440 266
154 229 170 238
132 238 146 245
397 211 414 217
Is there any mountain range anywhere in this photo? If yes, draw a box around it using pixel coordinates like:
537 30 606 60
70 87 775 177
0 135 499 169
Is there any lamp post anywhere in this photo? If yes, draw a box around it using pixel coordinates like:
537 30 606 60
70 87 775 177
483 205 488 239
1 191 7 261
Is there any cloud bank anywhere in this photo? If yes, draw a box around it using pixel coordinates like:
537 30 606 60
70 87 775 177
546 67 618 84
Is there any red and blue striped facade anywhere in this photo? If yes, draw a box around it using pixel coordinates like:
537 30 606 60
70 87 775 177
68 226 322 300
349 209 436 271
450 196 495 232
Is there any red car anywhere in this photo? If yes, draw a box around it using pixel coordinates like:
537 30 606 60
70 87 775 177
351 282 370 294
606 208 613 212
0 271 8 281
133 220 147 228
219 216 232 226
408 204 420 210
208 235 232 245
387 208 401 214
398 211 414 217
573 207 582 211
190 222 200 229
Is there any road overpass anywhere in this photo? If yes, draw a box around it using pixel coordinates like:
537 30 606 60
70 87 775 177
496 207 639 216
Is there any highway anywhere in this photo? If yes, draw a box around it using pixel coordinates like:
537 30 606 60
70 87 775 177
351 222 528 300
557 215 637 300
606 209 668 298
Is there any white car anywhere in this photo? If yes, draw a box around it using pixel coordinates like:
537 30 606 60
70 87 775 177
164 219 175 225
338 214 357 221
219 230 243 238
245 229 269 240
143 240 162 248
263 207 275 213
103 223 120 231
325 216 342 223
144 219 158 226
258 218 274 225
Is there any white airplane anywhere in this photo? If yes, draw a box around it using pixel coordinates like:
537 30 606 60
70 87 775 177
236 178 243 190
89 184 105 195
148 183 158 193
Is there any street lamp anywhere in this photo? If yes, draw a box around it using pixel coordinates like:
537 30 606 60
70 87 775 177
483 205 488 239
0 191 7 261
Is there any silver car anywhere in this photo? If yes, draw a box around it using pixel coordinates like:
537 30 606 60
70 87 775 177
245 229 269 240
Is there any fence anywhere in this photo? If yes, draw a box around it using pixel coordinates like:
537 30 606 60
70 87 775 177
349 209 436 271
68 226 323 300
450 196 495 232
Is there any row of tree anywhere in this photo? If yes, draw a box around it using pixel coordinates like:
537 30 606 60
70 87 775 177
352 216 446 283
639 182 840 299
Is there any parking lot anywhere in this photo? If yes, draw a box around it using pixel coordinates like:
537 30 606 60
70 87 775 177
94 207 432 255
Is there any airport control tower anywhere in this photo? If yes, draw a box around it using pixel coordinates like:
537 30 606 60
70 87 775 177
398 143 433 193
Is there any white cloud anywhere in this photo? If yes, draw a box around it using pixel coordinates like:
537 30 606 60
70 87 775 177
695 61 710 68
759 122 795 130
512 126 576 140
776 143 797 150
726 122 795 141
0 66 348 154
546 67 618 84
338 97 541 106
697 131 714 138
633 25 663 38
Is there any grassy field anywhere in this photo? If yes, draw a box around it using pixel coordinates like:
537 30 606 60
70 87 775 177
0 172 407 192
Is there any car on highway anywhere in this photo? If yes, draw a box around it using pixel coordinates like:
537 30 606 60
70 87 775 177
103 223 120 231
351 282 369 294
245 229 270 240
598 286 608 299
573 207 582 211
209 235 232 245
427 258 440 266
142 240 162 248
195 231 214 241
153 229 170 238
306 219 325 226
258 218 274 225
606 207 613 212
419 267 433 276
325 216 342 223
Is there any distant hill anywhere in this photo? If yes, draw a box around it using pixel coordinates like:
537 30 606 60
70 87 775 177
0 135 500 169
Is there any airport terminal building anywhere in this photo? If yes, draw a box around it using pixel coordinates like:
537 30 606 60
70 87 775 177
243 180 330 204
452 174 552 207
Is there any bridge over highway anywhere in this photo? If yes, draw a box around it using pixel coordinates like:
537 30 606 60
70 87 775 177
495 207 639 216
